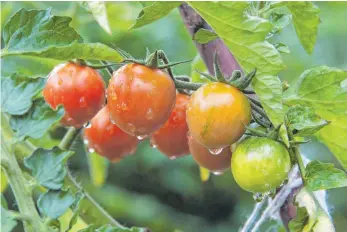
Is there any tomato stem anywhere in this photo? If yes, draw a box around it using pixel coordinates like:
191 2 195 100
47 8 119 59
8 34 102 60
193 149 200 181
287 129 306 183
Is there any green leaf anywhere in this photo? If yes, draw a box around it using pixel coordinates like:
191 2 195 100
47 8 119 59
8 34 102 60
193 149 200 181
1 194 8 209
24 147 73 190
305 161 347 191
191 55 209 83
287 2 320 54
1 76 45 115
193 28 218 44
131 2 180 29
268 11 292 35
66 192 85 232
288 206 309 232
10 99 64 141
279 123 290 148
80 1 111 34
188 2 285 126
1 8 123 62
286 105 329 136
38 190 75 219
78 225 147 232
274 43 290 54
87 152 109 187
1 207 18 232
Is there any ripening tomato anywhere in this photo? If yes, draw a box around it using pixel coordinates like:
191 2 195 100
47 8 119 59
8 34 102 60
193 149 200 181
151 93 190 159
188 134 232 172
231 137 291 193
107 63 176 138
186 82 251 149
83 106 139 162
43 62 105 128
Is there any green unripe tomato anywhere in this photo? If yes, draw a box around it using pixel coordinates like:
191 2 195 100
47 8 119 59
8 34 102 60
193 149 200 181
231 137 291 193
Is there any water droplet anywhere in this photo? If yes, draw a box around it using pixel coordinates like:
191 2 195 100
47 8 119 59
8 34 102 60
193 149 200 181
88 148 95 153
127 123 136 133
150 140 157 148
136 135 148 140
58 78 63 85
84 122 91 128
121 102 128 111
146 108 153 120
212 171 224 176
110 116 117 125
208 148 223 155
253 192 264 202
83 139 89 145
79 97 87 107
169 156 177 160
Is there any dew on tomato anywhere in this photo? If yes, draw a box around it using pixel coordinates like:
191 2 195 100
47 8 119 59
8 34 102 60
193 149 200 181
43 62 105 128
188 134 232 172
231 137 291 193
151 93 190 159
107 63 176 137
83 106 139 162
186 82 251 150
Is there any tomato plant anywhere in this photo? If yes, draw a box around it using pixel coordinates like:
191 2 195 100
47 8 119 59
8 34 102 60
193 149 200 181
150 93 190 159
1 2 346 232
84 106 139 162
43 62 106 128
231 137 291 193
107 63 176 139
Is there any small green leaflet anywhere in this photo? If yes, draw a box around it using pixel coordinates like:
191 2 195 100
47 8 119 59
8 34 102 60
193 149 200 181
131 2 181 29
0 76 45 115
273 43 290 54
287 2 320 54
1 8 123 62
286 105 329 136
268 11 292 36
1 207 18 232
24 147 73 190
305 161 347 191
78 225 149 232
80 1 111 34
10 99 64 141
288 206 309 232
66 191 85 232
38 190 75 219
188 1 285 126
193 28 218 44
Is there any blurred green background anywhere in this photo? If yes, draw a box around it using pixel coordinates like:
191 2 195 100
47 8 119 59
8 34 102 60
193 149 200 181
1 2 347 232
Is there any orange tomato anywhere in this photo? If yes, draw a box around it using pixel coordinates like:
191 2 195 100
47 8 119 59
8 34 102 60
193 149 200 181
188 134 232 172
151 93 190 159
186 82 251 149
107 63 176 138
43 62 105 128
84 106 138 162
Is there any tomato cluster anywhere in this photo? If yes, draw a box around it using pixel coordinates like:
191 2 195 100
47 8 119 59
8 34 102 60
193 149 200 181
44 61 291 193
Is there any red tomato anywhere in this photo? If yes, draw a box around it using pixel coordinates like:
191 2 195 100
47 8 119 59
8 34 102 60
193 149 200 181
107 63 176 138
43 62 105 128
151 93 190 159
83 106 139 162
188 134 232 173
186 82 251 149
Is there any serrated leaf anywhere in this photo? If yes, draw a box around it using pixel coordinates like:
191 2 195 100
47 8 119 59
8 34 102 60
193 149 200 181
274 43 290 54
10 99 64 141
287 2 320 54
199 166 210 182
81 1 111 34
1 76 45 115
188 2 285 126
191 55 209 83
87 152 109 187
193 28 218 44
1 207 18 232
286 105 329 136
24 147 73 190
1 8 123 62
305 161 347 191
131 2 180 29
284 66 347 169
38 190 75 219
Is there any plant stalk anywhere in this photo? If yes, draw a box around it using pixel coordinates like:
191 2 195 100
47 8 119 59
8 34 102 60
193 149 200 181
287 129 306 184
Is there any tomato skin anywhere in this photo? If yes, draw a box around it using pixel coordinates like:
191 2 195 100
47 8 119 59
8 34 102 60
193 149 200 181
151 93 190 158
186 82 251 149
43 62 105 128
231 137 291 193
84 106 139 162
188 134 232 172
107 63 176 137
